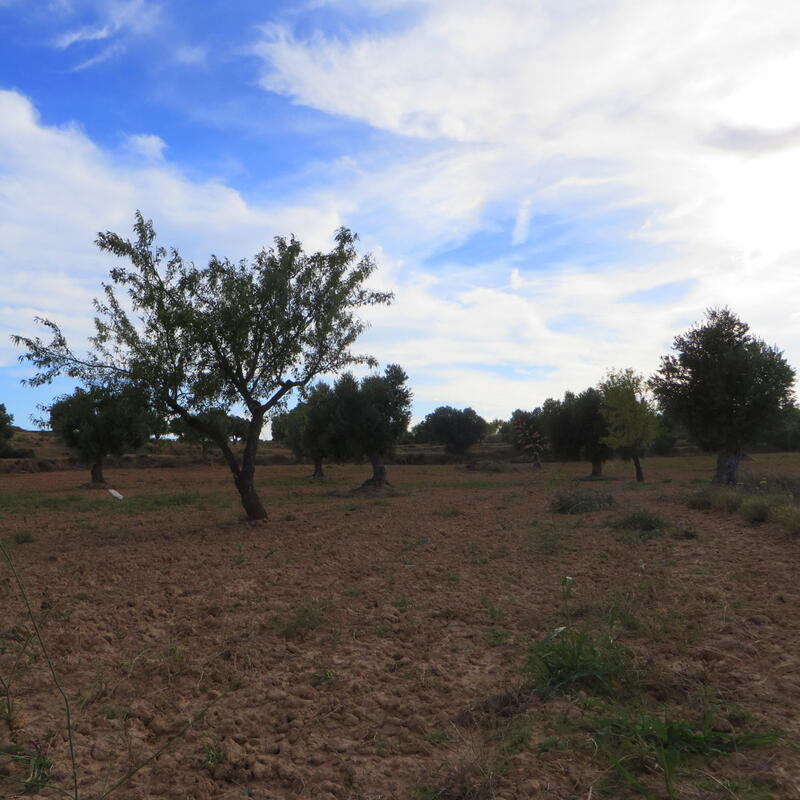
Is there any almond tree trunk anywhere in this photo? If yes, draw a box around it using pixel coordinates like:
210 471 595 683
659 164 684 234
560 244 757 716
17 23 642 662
632 452 645 482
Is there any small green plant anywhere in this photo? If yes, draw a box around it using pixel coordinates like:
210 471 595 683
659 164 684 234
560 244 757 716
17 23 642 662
0 740 53 794
773 504 800 535
739 496 784 524
524 627 637 699
709 490 742 513
550 491 615 514
393 595 414 613
310 668 337 687
685 488 713 510
612 510 663 534
531 524 563 555
482 596 505 623
498 722 533 756
422 729 451 747
535 737 565 753
200 741 221 771
13 532 33 545
279 601 328 639
593 708 778 800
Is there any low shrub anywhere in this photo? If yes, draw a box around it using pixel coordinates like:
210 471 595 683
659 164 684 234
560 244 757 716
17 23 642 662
708 490 742 513
685 488 713 510
738 496 783 524
523 627 637 699
550 491 615 514
773 505 800 535
612 510 664 532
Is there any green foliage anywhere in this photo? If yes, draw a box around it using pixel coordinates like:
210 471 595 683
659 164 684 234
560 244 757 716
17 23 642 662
542 389 611 472
739 496 772 523
0 404 13 455
550 490 615 514
685 488 713 510
524 628 637 699
593 708 778 800
271 381 338 470
651 308 795 455
332 364 412 474
612 510 664 542
279 601 329 639
13 214 391 519
598 368 659 455
416 406 488 453
47 384 155 477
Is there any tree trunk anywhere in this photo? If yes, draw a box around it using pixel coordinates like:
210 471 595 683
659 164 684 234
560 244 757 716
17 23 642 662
235 464 267 521
590 458 603 478
713 450 741 486
632 452 644 483
358 453 389 489
311 456 324 479
90 459 105 484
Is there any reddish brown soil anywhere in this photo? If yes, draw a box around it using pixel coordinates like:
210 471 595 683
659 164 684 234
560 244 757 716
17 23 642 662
1 457 799 799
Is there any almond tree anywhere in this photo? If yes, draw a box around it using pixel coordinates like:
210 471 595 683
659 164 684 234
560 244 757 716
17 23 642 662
13 212 391 520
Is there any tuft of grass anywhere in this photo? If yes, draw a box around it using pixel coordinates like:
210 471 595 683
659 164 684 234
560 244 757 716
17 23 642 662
13 532 33 544
773 504 800 535
550 491 615 514
529 522 564 555
279 601 329 640
708 490 743 513
592 708 778 800
611 510 664 542
739 494 787 524
523 627 637 699
685 488 713 510
481 596 505 623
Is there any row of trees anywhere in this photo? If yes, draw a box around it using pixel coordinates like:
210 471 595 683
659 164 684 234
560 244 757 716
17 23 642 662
9 212 796 517
500 309 795 485
271 365 412 485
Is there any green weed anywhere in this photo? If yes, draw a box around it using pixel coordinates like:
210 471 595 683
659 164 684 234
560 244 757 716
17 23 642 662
279 601 329 640
550 491 615 514
524 628 637 699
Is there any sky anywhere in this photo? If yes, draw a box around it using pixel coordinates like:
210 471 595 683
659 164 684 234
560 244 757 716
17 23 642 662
2 0 800 429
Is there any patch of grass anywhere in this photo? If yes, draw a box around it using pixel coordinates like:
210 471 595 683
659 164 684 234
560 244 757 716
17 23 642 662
423 729 452 747
497 722 533 756
529 523 564 555
708 489 743 513
0 741 53 794
523 628 638 699
738 494 787 524
13 532 33 544
611 510 664 542
550 490 615 514
773 504 800 535
592 708 779 800
279 601 329 640
535 737 565 753
481 596 505 623
310 668 337 687
200 741 221 772
435 507 465 518
685 488 713 510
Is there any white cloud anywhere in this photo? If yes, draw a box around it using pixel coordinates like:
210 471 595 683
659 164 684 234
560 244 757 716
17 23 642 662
124 132 166 160
0 90 341 372
248 0 800 415
173 45 206 66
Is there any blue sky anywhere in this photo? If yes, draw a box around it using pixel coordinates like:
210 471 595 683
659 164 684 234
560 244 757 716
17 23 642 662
2 0 800 427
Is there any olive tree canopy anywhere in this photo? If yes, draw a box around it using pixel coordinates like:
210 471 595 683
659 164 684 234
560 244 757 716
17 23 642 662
13 212 392 520
650 308 795 484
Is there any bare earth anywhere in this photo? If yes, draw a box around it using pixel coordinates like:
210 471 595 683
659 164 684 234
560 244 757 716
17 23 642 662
1 456 799 799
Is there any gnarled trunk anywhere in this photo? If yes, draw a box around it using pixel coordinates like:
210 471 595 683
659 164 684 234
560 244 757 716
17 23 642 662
312 456 324 479
358 453 389 489
713 450 741 486
632 452 644 483
235 465 267 521
90 459 105 484
590 458 603 478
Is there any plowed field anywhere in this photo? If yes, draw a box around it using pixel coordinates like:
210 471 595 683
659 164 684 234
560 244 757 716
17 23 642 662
1 456 799 799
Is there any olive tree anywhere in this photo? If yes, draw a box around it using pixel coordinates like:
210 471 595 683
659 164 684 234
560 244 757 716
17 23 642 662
420 406 488 454
650 308 795 485
332 365 412 487
47 385 155 483
599 368 659 482
271 382 337 478
13 212 391 520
